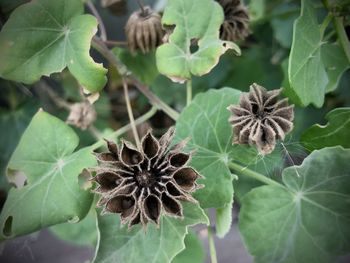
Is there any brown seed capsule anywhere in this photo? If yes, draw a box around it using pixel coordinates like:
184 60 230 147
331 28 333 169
216 0 250 42
227 83 294 155
125 6 164 54
66 101 96 130
92 128 201 229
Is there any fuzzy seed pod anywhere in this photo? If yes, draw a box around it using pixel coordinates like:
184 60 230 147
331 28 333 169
66 101 96 130
227 83 294 155
216 0 250 42
125 6 164 54
92 128 202 229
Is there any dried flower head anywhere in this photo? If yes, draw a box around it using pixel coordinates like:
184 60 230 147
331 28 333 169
216 0 250 42
66 101 96 130
227 83 294 155
125 6 164 54
92 128 201 229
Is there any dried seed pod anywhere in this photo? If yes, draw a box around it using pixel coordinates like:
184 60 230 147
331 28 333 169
216 0 250 42
125 6 164 54
227 83 294 155
92 128 201 229
66 101 96 130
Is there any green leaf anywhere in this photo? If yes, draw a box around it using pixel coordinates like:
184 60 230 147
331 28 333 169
0 110 96 239
50 208 98 247
0 101 38 186
113 48 159 86
239 146 350 263
175 88 260 209
288 0 328 107
93 202 208 263
301 108 350 151
156 0 240 82
0 0 107 93
322 43 350 92
172 231 205 263
216 195 233 238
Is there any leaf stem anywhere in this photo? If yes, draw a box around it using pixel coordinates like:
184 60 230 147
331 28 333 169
228 162 282 187
135 0 146 15
91 106 157 150
322 0 350 63
91 37 180 120
333 16 350 64
207 225 218 263
320 13 333 36
122 78 141 150
86 1 107 41
186 79 192 106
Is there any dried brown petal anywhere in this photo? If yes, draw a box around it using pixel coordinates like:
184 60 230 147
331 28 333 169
120 141 143 166
228 83 294 155
142 131 159 159
216 0 250 42
93 129 201 229
173 167 199 192
143 194 161 224
161 192 183 217
125 6 164 54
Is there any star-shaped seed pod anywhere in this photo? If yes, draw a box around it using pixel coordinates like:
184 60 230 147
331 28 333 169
227 83 294 155
216 0 250 42
92 128 202 229
125 6 164 54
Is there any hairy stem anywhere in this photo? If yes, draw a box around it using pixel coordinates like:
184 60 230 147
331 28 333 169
123 78 141 150
228 162 282 187
186 79 192 106
91 106 158 149
86 1 107 41
207 225 218 263
91 37 180 120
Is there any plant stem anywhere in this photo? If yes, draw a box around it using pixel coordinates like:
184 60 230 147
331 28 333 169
323 0 350 63
334 16 350 64
91 106 157 150
86 1 107 41
122 78 141 150
207 225 218 263
91 37 180 120
104 40 128 47
320 13 333 36
132 78 180 120
228 162 282 187
135 0 146 14
186 79 192 106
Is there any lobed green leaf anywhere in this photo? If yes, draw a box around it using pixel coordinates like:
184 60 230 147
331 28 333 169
156 0 240 83
0 0 107 93
239 147 350 263
0 110 96 240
